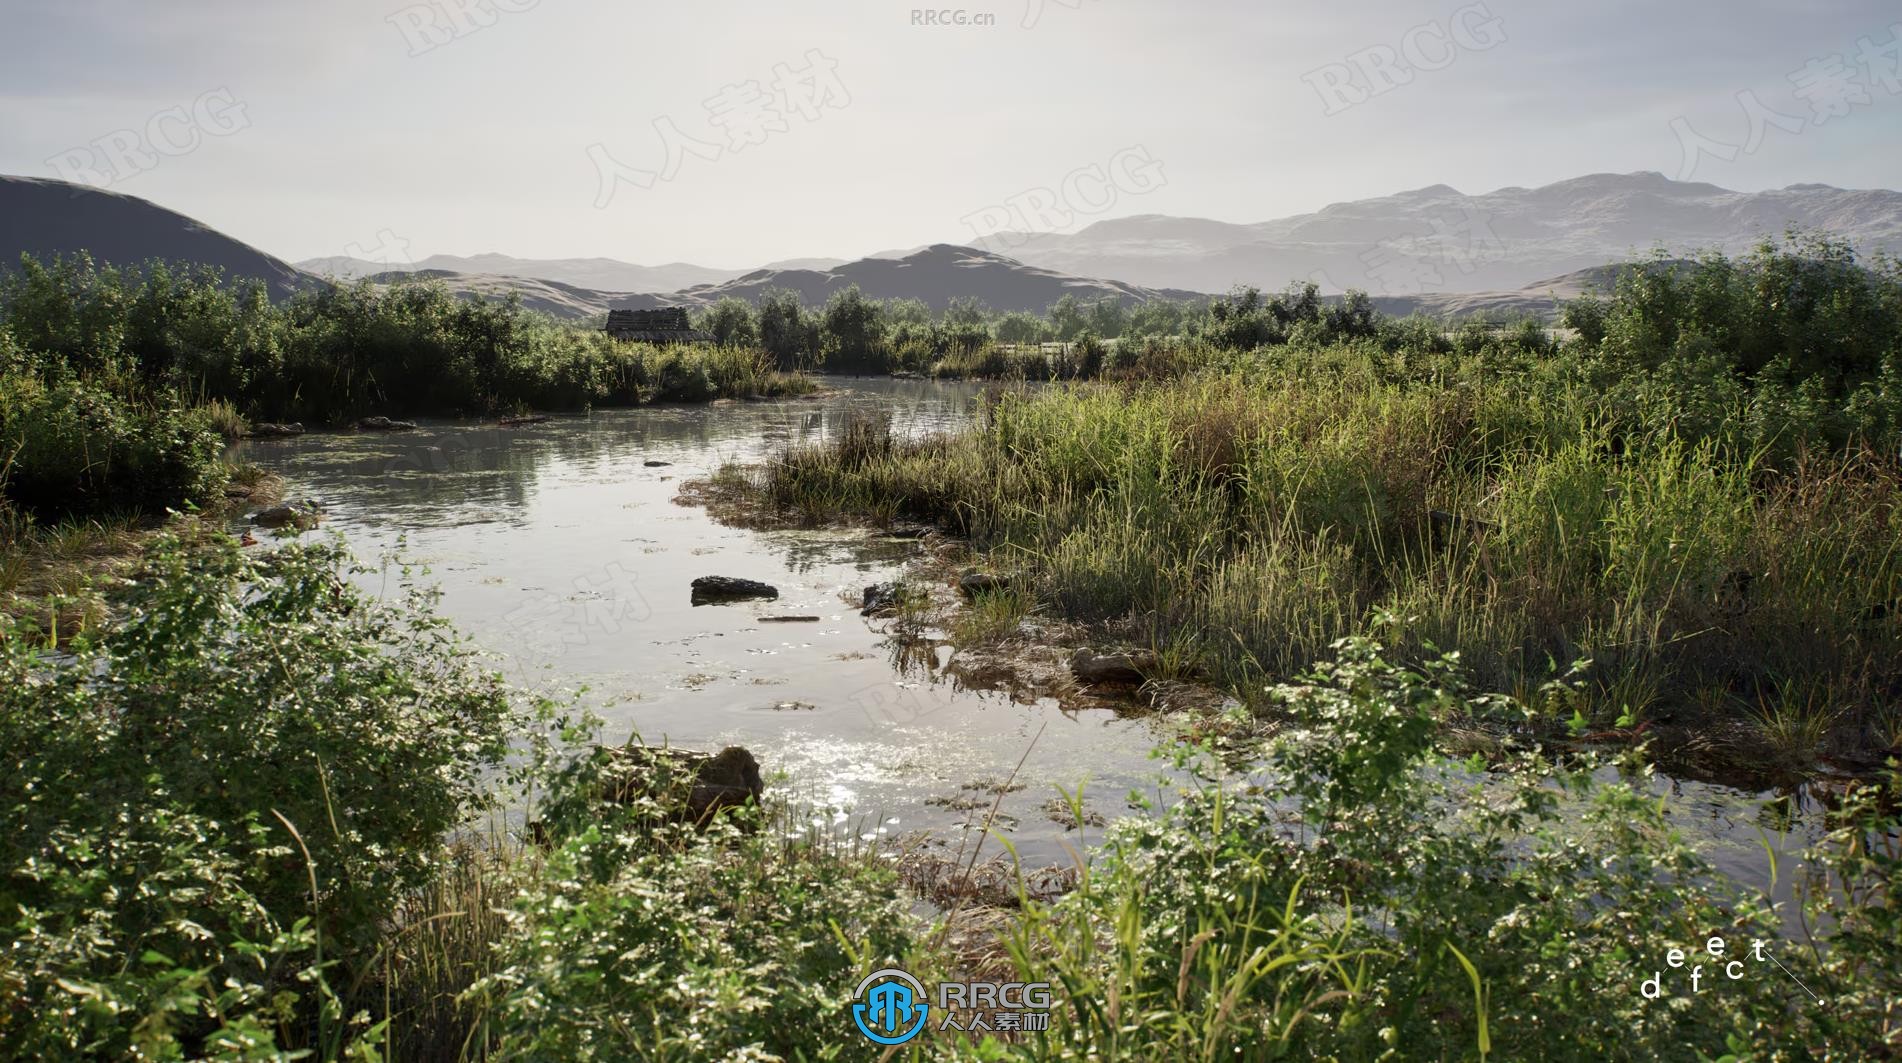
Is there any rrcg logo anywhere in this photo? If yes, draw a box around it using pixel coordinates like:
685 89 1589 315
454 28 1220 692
851 969 932 1046
851 967 1054 1044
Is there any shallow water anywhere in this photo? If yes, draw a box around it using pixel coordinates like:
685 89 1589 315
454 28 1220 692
231 380 1158 865
230 378 1826 889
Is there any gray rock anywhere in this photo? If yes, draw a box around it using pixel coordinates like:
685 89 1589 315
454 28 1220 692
691 575 779 604
250 498 324 529
1069 647 1155 685
958 570 1011 599
355 415 418 432
247 422 305 438
861 581 902 616
598 744 764 826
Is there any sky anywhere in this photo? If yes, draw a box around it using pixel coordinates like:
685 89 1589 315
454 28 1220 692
3 0 1899 267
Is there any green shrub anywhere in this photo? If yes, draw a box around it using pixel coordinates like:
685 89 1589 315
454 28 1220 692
476 758 915 1062
0 535 521 1055
1004 638 1897 1060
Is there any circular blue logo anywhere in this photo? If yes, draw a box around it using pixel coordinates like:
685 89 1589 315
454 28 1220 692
851 968 931 1045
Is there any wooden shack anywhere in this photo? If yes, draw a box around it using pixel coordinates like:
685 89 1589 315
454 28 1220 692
604 307 713 344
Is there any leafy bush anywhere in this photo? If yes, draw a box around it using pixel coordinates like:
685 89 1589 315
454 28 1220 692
1004 638 1899 1059
0 535 521 1055
475 755 915 1062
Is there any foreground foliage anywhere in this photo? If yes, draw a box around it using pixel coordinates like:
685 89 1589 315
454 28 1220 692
0 537 520 1058
991 639 1898 1061
0 534 1894 1059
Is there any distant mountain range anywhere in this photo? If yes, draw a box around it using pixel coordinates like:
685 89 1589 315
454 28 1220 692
4 171 1899 325
609 244 1207 314
298 253 743 294
297 253 857 292
970 172 1902 295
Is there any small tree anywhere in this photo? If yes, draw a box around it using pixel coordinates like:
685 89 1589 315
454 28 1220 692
820 285 888 373
757 288 818 369
699 298 759 349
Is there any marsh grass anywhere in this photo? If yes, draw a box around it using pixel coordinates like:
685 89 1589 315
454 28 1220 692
0 505 142 642
740 350 1902 765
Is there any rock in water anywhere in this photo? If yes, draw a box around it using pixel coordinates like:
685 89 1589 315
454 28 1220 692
250 498 324 529
599 744 764 825
861 581 902 616
1069 647 1155 685
247 422 305 438
691 575 779 604
643 459 672 467
958 570 1011 599
355 415 418 431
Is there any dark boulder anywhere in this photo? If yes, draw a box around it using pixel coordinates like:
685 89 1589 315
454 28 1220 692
691 575 779 604
1069 647 1156 685
958 570 1011 599
861 581 902 616
355 416 418 432
247 422 305 438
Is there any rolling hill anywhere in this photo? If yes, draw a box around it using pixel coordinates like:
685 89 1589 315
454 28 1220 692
610 244 1207 315
0 175 310 298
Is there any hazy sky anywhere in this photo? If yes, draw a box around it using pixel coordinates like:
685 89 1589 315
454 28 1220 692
3 0 1899 266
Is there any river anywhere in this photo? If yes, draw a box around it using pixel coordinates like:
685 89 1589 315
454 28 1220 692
229 377 1827 893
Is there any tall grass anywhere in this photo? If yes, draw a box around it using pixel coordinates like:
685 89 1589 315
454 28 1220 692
745 350 1902 762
